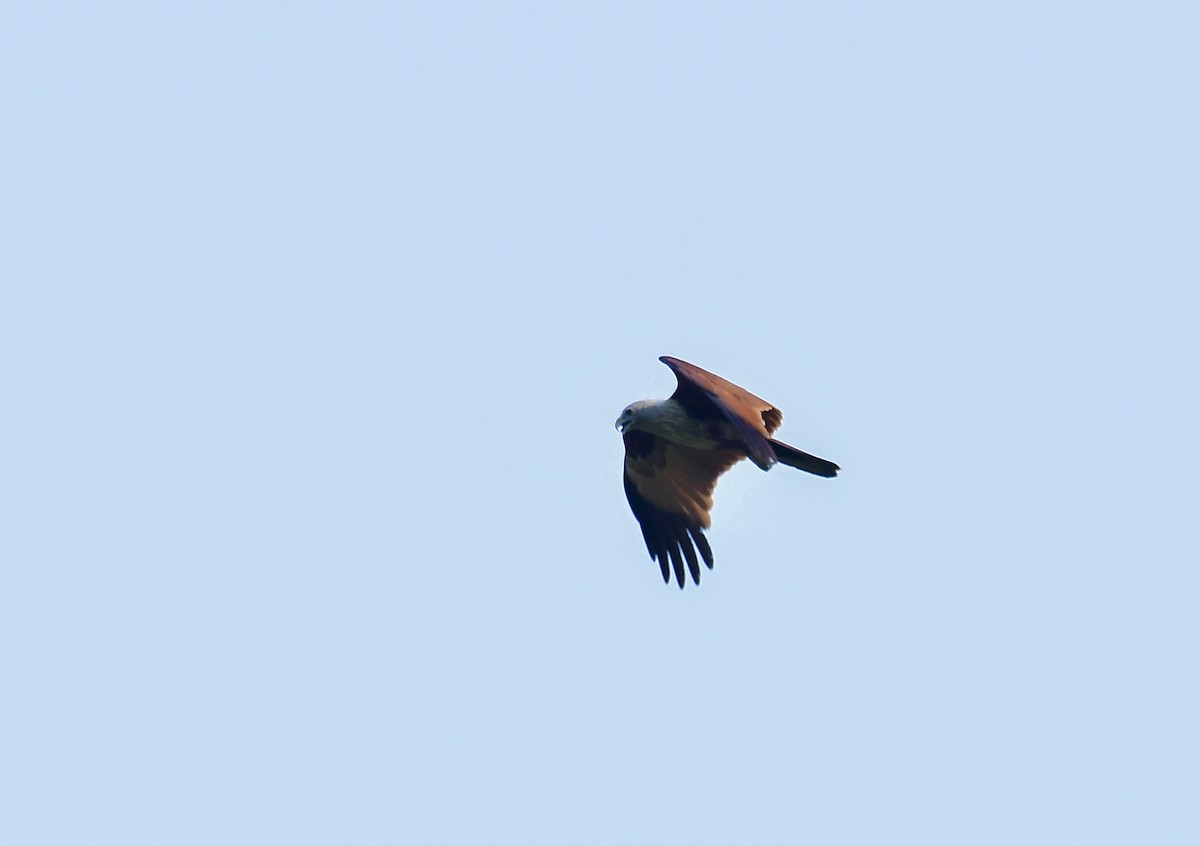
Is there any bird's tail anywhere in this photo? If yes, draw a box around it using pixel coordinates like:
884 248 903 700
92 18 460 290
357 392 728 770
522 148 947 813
770 439 840 477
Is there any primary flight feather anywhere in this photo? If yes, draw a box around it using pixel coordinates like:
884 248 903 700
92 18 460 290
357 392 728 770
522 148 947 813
616 356 839 588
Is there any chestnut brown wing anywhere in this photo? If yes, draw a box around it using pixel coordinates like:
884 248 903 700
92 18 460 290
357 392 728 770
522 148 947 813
659 356 781 470
623 429 744 588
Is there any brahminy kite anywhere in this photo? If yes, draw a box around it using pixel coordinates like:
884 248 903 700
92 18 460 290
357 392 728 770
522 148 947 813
616 356 839 588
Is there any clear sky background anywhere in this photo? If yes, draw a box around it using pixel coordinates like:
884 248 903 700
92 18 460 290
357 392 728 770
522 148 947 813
3 2 1198 843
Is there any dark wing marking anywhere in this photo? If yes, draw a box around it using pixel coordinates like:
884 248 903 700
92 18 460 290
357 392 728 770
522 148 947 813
660 356 781 469
623 431 743 588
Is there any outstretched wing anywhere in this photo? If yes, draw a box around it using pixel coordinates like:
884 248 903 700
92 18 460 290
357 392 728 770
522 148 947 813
623 429 744 588
660 356 782 470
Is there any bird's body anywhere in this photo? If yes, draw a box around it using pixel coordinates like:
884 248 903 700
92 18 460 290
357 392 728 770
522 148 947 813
617 356 838 588
619 399 732 450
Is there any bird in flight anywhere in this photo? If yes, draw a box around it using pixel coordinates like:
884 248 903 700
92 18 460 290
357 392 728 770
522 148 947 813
616 356 839 588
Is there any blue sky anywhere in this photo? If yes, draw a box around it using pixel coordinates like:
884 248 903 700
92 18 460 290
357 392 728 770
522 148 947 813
3 2 1198 843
